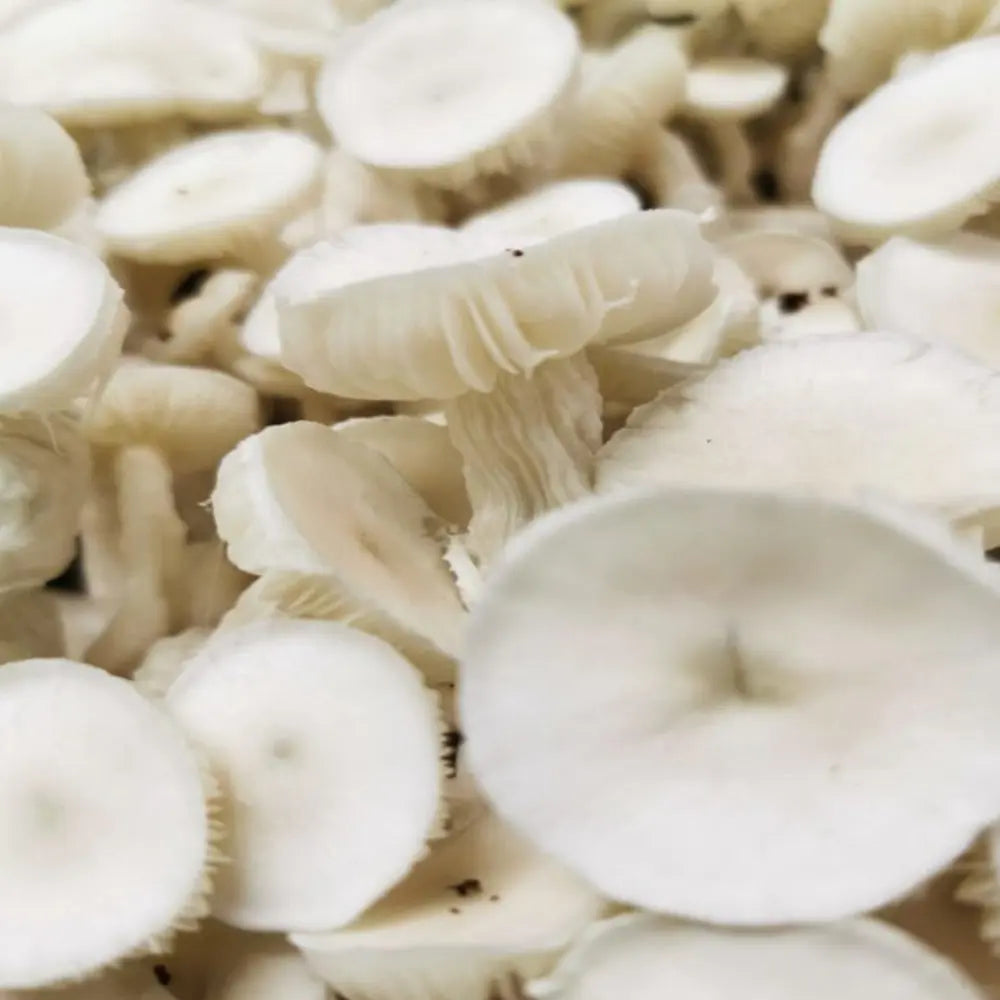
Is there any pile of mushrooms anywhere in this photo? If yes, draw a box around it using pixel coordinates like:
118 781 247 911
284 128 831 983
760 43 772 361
2 0 1000 997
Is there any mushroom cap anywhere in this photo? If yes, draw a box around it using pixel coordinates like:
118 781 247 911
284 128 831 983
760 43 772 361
819 0 994 98
0 104 89 230
529 914 987 1000
596 332 1000 535
96 129 324 265
759 295 861 341
84 360 261 473
316 0 580 186
0 0 264 126
462 179 640 246
195 0 343 60
165 619 442 931
277 210 715 400
461 489 1000 924
812 37 1000 243
205 942 326 1000
683 57 788 120
0 658 211 988
855 233 1000 367
0 228 126 414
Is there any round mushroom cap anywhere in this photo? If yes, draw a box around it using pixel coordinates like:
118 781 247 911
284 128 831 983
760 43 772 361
530 914 987 1000
96 129 325 265
813 37 1000 243
0 0 265 126
0 658 211 988
83 360 261 472
683 57 788 120
315 0 580 187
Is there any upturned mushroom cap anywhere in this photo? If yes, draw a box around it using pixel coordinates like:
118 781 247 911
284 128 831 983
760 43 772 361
277 211 715 401
315 0 581 189
819 0 994 98
165 619 443 931
0 0 264 126
856 233 1000 367
528 914 987 1000
0 105 89 230
292 806 605 1000
0 658 213 988
683 57 788 120
0 228 126 414
96 129 324 266
596 332 1000 539
813 37 1000 243
460 489 1000 924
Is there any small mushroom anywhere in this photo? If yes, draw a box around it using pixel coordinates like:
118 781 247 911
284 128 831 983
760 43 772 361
315 0 581 194
0 658 214 988
165 619 443 932
203 940 325 1000
461 489 1000 923
528 913 987 1000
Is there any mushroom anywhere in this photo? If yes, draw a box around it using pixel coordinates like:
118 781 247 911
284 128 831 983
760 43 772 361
203 940 325 1000
133 628 213 699
0 658 214 988
855 233 1000 367
0 228 127 415
211 421 466 657
0 104 89 231
165 619 443 932
275 212 715 560
596 332 1000 544
629 127 723 216
813 37 1000 244
528 913 987 1000
314 0 581 196
729 0 830 60
682 57 788 203
95 129 325 273
758 294 860 341
460 488 1000 924
0 0 264 128
292 805 605 1000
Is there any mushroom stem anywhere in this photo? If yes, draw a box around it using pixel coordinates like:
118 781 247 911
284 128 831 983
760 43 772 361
86 445 186 674
80 451 124 602
706 120 756 204
443 355 603 564
631 130 723 218
778 71 845 201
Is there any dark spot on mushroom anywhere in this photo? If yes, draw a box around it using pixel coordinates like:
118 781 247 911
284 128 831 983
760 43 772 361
45 540 84 593
821 285 839 297
442 728 465 778
169 268 211 304
449 907 461 914
490 895 500 902
153 965 172 987
507 248 524 258
777 291 809 314
652 12 697 25
751 167 780 203
449 878 483 898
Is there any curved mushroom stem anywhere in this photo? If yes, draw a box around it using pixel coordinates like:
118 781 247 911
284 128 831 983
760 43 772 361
85 445 186 675
706 120 756 204
631 130 724 219
778 71 846 202
80 450 124 603
444 354 603 564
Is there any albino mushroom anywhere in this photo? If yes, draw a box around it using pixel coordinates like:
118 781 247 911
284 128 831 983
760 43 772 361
0 104 89 231
195 0 343 62
597 332 1000 543
0 0 264 127
813 37 1000 243
0 228 126 414
528 913 987 1000
276 212 714 559
165 619 442 931
758 294 860 341
212 421 466 657
461 488 1000 924
96 129 325 271
203 940 325 1000
855 233 1000 367
292 805 605 1000
0 658 214 988
682 57 788 202
133 628 213 699
629 128 723 215
315 0 581 192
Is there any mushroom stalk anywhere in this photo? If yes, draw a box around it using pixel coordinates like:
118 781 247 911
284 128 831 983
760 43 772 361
443 355 603 564
631 130 723 217
779 71 845 201
706 120 756 203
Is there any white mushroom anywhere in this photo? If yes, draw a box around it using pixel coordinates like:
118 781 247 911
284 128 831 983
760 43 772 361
96 129 325 270
165 619 443 932
315 0 581 193
461 488 1000 924
0 658 214 988
292 806 605 1000
529 913 987 1000
203 940 325 1000
813 37 1000 244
